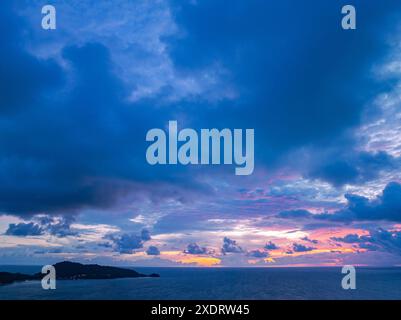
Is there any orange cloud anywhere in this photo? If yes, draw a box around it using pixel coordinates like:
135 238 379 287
176 256 221 267
159 251 221 267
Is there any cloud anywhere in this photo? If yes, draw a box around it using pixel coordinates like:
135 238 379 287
4 215 76 237
318 182 401 222
146 246 160 256
0 2 63 113
264 241 279 250
7 215 78 238
277 210 313 219
0 4 206 217
358 243 380 251
109 233 144 254
98 242 113 249
167 0 401 172
184 243 208 255
4 54 191 215
0 37 132 215
39 216 77 237
1 1 400 222
282 182 401 223
247 249 269 258
331 234 366 243
5 222 44 236
307 151 397 187
221 237 243 254
301 236 319 244
331 229 401 254
107 229 151 254
292 243 315 252
141 229 151 241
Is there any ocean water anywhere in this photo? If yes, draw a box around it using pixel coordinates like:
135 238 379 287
0 266 401 300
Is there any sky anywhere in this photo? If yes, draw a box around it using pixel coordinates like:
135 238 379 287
1 0 401 267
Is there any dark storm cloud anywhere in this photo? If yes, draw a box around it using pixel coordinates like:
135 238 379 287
362 229 401 253
0 41 171 216
0 2 63 113
42 216 77 237
276 182 401 223
0 3 203 217
184 243 208 255
247 250 268 258
331 229 401 254
107 229 152 254
141 229 151 241
167 0 401 176
307 151 398 187
5 222 44 236
318 182 401 222
331 234 366 243
146 246 160 256
221 237 243 254
5 215 76 237
109 233 144 254
292 243 315 252
264 241 279 250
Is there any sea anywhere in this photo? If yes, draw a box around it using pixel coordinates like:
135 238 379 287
0 266 400 300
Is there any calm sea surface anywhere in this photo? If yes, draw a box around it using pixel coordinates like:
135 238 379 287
0 266 400 300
